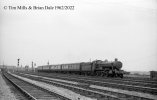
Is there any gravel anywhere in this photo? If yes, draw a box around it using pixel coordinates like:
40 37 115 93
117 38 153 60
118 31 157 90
0 72 17 100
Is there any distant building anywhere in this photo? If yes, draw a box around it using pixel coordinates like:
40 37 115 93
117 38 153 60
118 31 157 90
25 65 29 71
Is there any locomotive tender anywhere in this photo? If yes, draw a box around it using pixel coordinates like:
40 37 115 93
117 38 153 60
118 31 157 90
37 58 123 78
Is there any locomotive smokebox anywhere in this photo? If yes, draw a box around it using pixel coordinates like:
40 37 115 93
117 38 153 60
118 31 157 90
113 61 122 69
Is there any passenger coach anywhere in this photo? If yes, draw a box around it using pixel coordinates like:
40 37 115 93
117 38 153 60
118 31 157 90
37 58 123 78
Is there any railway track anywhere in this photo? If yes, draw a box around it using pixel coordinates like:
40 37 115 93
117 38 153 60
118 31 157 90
2 72 70 100
1 73 28 100
19 72 157 95
44 73 157 88
7 72 123 100
54 76 157 95
59 73 157 85
23 71 157 85
13 72 157 100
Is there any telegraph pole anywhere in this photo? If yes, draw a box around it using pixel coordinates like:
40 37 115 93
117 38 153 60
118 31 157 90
32 61 36 72
47 61 49 65
32 61 33 72
3 61 4 68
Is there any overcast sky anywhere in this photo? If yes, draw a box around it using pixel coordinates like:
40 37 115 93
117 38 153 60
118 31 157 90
0 0 157 71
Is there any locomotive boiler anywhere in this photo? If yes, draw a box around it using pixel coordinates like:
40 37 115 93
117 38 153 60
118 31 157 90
37 58 123 78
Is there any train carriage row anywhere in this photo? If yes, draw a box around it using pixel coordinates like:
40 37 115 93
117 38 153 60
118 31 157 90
37 59 124 78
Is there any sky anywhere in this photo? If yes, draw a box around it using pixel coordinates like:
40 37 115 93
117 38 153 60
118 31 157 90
0 0 157 71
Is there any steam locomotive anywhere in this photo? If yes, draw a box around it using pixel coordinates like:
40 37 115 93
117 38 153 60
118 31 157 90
36 58 123 78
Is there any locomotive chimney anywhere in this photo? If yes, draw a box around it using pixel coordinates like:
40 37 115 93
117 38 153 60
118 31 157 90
115 58 118 61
